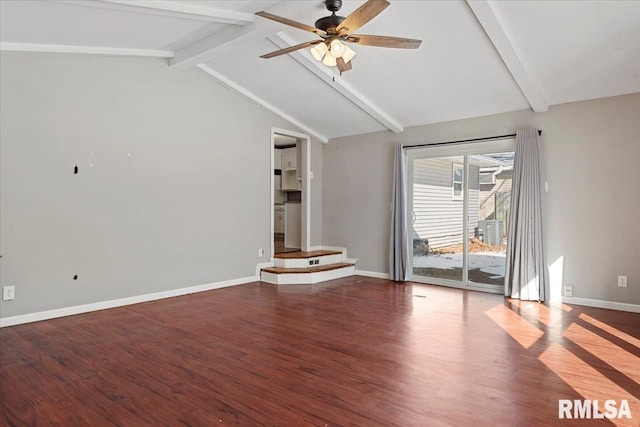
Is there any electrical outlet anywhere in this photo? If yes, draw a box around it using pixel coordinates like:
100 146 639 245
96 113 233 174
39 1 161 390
258 248 265 257
618 275 627 288
3 286 15 301
563 285 573 297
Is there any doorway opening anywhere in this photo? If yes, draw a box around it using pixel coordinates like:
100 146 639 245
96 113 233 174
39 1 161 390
407 138 515 293
271 128 311 258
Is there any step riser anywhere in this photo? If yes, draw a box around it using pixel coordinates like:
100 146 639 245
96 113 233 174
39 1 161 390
261 265 355 285
274 253 344 269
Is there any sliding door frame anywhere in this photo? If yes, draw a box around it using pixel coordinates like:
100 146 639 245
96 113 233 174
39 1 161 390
406 138 516 294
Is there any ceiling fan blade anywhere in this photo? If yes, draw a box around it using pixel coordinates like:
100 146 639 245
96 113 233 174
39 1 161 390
337 0 390 35
346 34 422 49
336 57 353 74
260 40 322 59
256 11 326 36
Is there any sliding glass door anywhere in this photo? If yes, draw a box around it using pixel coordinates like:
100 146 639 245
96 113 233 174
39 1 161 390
407 139 515 293
411 155 466 283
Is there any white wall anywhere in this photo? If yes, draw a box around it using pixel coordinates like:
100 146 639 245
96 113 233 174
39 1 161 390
323 93 640 304
0 52 323 319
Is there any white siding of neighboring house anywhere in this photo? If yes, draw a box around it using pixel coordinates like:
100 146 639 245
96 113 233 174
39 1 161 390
479 169 513 221
412 158 479 248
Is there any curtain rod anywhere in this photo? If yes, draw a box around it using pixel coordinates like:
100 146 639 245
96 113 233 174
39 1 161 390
403 129 542 150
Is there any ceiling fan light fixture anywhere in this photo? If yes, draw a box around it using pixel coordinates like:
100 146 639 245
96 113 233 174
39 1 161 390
310 42 328 61
341 45 356 64
322 54 337 67
330 39 345 57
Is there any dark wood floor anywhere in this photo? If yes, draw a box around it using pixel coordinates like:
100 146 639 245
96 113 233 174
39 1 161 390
1 277 639 426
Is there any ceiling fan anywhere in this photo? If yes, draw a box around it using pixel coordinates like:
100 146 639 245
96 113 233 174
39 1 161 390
256 0 422 74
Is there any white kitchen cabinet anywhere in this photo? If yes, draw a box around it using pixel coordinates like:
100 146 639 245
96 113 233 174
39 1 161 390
281 170 300 191
274 206 285 233
281 147 297 170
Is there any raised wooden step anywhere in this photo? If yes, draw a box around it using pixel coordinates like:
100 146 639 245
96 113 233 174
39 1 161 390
273 249 345 269
262 262 354 275
274 250 342 259
260 260 357 285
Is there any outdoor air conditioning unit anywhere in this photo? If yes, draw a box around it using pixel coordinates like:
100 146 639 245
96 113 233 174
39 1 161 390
478 220 504 245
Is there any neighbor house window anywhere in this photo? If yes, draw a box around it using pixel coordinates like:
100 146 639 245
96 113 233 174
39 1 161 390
452 164 463 200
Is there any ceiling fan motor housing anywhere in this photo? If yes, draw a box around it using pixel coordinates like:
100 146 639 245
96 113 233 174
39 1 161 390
315 15 345 34
315 0 345 34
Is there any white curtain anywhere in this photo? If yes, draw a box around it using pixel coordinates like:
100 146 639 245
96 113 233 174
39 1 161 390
389 143 410 281
505 128 548 301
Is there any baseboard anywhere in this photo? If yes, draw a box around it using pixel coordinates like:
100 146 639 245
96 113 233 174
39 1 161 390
6 277 635 328
355 270 390 279
0 275 259 328
255 261 274 276
561 296 640 313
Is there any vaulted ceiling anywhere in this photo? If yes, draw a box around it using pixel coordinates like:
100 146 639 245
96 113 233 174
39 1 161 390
2 0 639 142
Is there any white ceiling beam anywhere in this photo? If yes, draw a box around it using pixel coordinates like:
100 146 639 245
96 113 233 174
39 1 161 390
268 32 404 134
170 22 276 69
54 0 253 25
466 0 548 112
196 64 328 143
0 42 173 58
170 1 317 69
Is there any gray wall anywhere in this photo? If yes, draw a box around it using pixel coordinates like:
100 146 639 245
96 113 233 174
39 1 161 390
0 52 323 318
323 93 640 304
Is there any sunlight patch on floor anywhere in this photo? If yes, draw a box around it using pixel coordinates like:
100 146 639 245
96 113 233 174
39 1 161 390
579 313 640 349
539 342 639 426
507 299 563 327
563 322 640 384
485 305 544 349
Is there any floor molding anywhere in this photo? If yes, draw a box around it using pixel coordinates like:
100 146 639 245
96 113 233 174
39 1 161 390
5 276 636 327
355 270 390 279
0 276 258 328
561 296 640 313
255 262 274 277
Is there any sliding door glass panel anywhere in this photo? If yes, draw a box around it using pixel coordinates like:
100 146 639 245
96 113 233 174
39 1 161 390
468 151 514 287
411 156 465 283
